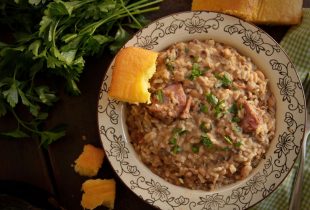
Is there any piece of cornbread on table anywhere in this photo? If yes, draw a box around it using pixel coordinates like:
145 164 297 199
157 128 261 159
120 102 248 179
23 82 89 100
81 179 116 210
74 144 104 177
192 0 303 25
108 47 158 104
192 0 258 21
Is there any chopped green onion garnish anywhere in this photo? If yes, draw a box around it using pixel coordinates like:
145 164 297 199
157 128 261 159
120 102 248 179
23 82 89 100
232 116 241 123
206 93 218 106
166 62 174 72
200 104 208 113
214 73 232 88
221 74 232 87
189 63 203 80
171 145 182 154
156 89 164 103
201 135 213 148
214 100 225 118
234 141 242 147
169 137 177 145
229 102 238 114
192 145 199 153
224 136 233 144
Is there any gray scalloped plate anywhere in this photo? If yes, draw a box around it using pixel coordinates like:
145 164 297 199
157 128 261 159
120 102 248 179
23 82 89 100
97 11 306 210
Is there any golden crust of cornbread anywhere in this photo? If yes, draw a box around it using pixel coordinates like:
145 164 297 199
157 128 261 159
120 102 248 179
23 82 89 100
192 0 303 25
74 144 104 177
81 179 116 210
108 47 158 103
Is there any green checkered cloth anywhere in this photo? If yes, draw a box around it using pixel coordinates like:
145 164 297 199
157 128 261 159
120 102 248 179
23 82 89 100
251 8 310 210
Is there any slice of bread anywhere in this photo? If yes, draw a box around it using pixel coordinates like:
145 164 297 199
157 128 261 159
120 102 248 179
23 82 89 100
81 179 116 210
192 0 303 25
108 47 158 103
74 144 104 177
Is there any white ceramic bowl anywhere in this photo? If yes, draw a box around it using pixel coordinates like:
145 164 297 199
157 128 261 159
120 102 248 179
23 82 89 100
97 11 306 210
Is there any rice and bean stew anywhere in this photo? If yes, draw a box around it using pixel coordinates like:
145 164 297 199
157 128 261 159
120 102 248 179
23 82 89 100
126 39 276 190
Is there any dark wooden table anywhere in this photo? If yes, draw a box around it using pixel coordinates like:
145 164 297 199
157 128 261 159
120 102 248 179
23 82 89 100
0 1 309 209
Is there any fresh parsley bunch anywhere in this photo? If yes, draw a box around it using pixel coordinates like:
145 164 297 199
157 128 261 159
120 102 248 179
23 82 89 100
0 0 161 147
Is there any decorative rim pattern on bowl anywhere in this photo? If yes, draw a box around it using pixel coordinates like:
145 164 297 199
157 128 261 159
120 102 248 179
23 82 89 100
97 11 306 210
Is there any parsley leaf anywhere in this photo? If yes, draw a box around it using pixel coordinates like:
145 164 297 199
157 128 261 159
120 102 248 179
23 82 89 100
199 103 208 113
171 145 182 154
191 145 199 153
201 134 213 148
224 136 233 144
229 102 238 114
155 89 164 103
189 63 203 80
206 93 218 106
0 0 162 146
214 100 225 118
214 72 232 88
234 141 242 147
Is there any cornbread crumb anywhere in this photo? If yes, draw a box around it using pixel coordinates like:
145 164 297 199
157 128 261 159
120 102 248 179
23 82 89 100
74 144 104 177
81 179 116 210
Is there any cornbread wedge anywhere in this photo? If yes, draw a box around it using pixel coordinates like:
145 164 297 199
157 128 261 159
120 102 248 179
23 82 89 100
81 179 116 210
255 0 303 25
108 47 158 103
192 0 258 21
192 0 303 25
74 144 104 177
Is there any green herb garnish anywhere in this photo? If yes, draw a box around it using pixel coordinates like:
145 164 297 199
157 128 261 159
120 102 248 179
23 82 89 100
214 73 232 88
0 0 162 147
214 100 225 118
224 136 233 144
192 145 199 153
169 137 177 145
232 116 241 123
166 62 174 72
201 135 213 148
206 93 218 106
229 102 241 122
199 104 208 113
189 63 203 80
234 141 242 147
155 89 164 103
229 102 238 114
171 145 182 154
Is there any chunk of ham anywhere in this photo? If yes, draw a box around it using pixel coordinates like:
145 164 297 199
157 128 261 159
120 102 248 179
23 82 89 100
148 83 187 121
241 101 262 133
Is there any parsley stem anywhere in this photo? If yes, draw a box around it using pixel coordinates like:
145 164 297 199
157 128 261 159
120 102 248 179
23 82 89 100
10 108 40 135
79 1 162 35
120 0 142 28
126 0 163 11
